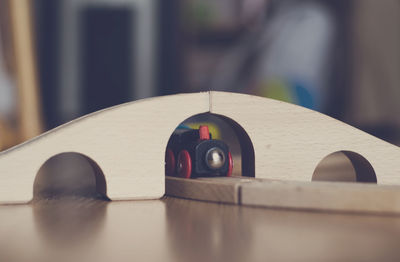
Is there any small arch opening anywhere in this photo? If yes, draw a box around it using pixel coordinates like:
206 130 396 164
312 151 377 183
33 152 109 200
165 112 255 178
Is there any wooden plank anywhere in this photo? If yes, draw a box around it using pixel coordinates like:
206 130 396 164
165 176 252 204
241 180 400 214
166 176 400 214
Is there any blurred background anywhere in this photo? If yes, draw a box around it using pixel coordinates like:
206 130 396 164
0 0 399 151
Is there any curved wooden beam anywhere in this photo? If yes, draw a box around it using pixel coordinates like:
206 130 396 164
0 93 209 203
210 91 400 183
1 91 399 204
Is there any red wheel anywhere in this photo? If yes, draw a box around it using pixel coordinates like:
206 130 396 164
177 150 192 178
165 149 176 176
226 152 233 177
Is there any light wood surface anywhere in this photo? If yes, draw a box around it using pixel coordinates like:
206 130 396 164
166 176 248 204
1 197 400 262
241 180 400 214
166 176 400 214
1 91 400 204
210 91 400 183
0 93 209 203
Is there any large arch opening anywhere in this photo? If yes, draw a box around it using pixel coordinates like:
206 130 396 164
165 112 255 178
33 152 109 200
312 151 377 183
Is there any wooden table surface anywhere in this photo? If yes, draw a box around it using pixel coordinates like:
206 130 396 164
1 196 400 262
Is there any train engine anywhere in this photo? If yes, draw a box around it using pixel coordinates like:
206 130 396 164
165 125 233 178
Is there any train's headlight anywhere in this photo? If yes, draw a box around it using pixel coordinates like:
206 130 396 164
205 147 226 170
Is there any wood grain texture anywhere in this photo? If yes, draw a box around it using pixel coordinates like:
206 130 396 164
167 177 400 214
241 180 400 214
1 91 400 204
210 91 400 184
0 93 209 203
166 176 255 204
2 197 400 262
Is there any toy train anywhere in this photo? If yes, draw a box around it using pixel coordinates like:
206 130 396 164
165 125 233 178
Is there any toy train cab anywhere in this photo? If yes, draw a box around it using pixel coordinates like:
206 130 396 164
165 125 233 178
